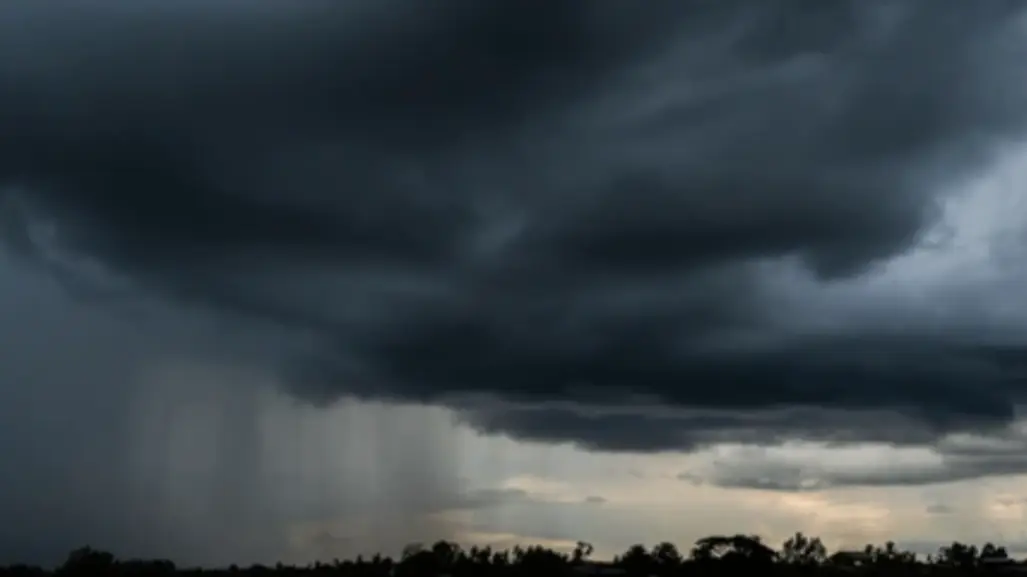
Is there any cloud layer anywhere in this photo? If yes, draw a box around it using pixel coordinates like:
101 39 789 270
4 1 1027 454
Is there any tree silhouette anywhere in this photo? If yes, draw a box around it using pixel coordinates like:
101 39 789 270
651 541 682 569
615 544 653 575
3 531 1027 577
937 541 979 568
864 541 915 566
571 541 594 564
981 542 1010 563
55 547 115 576
691 534 777 564
780 532 827 565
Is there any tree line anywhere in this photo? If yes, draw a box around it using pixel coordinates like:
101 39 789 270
1 533 1020 576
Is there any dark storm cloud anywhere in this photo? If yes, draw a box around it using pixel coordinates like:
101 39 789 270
4 0 1027 453
455 397 1008 453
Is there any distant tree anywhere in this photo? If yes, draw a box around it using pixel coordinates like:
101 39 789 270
981 542 1009 562
465 544 494 569
397 542 439 577
692 534 776 564
515 545 568 574
780 532 827 565
937 541 978 567
616 544 653 575
430 539 461 569
56 547 115 575
866 541 916 565
571 541 594 564
651 541 683 568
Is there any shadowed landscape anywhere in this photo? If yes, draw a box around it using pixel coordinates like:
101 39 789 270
8 534 1027 576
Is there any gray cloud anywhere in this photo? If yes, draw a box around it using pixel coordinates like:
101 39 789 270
925 504 954 515
456 401 1005 453
3 0 1027 500
677 473 705 487
693 431 1027 491
462 488 534 508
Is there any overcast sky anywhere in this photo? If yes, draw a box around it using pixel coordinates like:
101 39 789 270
4 0 1027 568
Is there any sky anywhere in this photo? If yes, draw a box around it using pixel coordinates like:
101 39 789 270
4 0 1027 568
